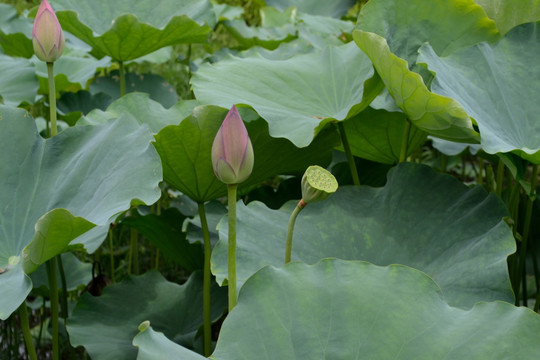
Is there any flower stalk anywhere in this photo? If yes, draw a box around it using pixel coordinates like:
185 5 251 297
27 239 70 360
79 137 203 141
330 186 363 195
198 202 213 356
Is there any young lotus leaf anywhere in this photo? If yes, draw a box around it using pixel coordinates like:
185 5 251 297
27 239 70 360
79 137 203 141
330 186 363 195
32 53 111 94
192 42 382 147
153 105 339 202
67 271 227 360
353 30 480 144
209 260 540 359
0 54 38 105
0 106 162 319
356 0 499 64
417 22 540 163
475 0 540 35
265 0 355 18
340 107 427 164
212 163 515 308
54 0 214 61
82 92 196 133
133 260 540 359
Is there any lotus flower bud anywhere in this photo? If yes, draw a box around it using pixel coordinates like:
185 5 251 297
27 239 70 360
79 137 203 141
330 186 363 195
301 165 338 205
211 105 254 184
32 0 65 62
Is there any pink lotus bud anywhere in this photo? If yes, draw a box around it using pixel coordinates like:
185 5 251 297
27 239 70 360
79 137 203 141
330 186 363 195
32 0 65 62
211 105 254 184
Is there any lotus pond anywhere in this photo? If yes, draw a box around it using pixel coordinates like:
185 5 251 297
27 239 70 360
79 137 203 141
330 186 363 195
1 0 540 359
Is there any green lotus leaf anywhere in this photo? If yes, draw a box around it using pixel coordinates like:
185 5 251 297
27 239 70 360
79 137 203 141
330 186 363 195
210 260 539 359
0 106 162 319
265 0 355 18
133 260 540 359
212 163 515 308
89 71 179 109
356 0 499 64
68 271 227 360
83 92 196 133
0 3 33 58
54 0 214 61
0 54 38 105
475 0 540 35
134 323 206 360
340 107 427 164
154 105 339 202
353 30 480 143
417 22 540 163
192 42 383 147
297 12 354 49
32 53 111 94
57 90 113 123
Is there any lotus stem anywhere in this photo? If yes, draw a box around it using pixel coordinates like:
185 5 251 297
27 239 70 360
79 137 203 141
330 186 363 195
46 257 59 360
399 119 411 163
47 62 57 137
285 200 306 264
198 202 212 356
227 184 238 311
19 302 37 360
57 255 68 320
337 121 360 186
108 226 116 282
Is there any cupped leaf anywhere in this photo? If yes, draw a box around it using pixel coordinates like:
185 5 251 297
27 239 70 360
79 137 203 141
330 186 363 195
212 163 515 308
356 0 499 63
417 22 540 163
32 53 111 94
82 92 196 133
67 271 227 360
192 42 382 147
0 106 162 319
340 107 427 164
353 30 480 143
0 54 38 105
210 260 540 359
475 0 540 35
134 323 207 360
265 0 355 18
54 0 214 61
154 105 339 202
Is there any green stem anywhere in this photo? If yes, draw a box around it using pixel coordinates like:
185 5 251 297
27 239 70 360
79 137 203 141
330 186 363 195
108 226 116 283
495 158 505 197
227 184 238 312
47 62 57 137
57 255 68 320
198 202 213 357
19 302 38 360
119 61 126 97
46 257 59 360
515 164 539 304
399 119 411 163
440 153 447 173
285 200 306 264
477 157 484 186
130 228 139 275
337 122 360 186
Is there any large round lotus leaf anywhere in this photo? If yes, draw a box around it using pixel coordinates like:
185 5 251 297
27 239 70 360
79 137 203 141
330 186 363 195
153 105 339 202
192 42 382 147
133 260 540 359
67 271 227 360
475 0 540 35
353 30 480 144
340 107 427 164
265 0 355 18
212 163 515 308
0 106 162 319
54 0 214 61
356 0 499 64
82 93 196 134
0 54 38 106
417 22 540 163
211 260 539 359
